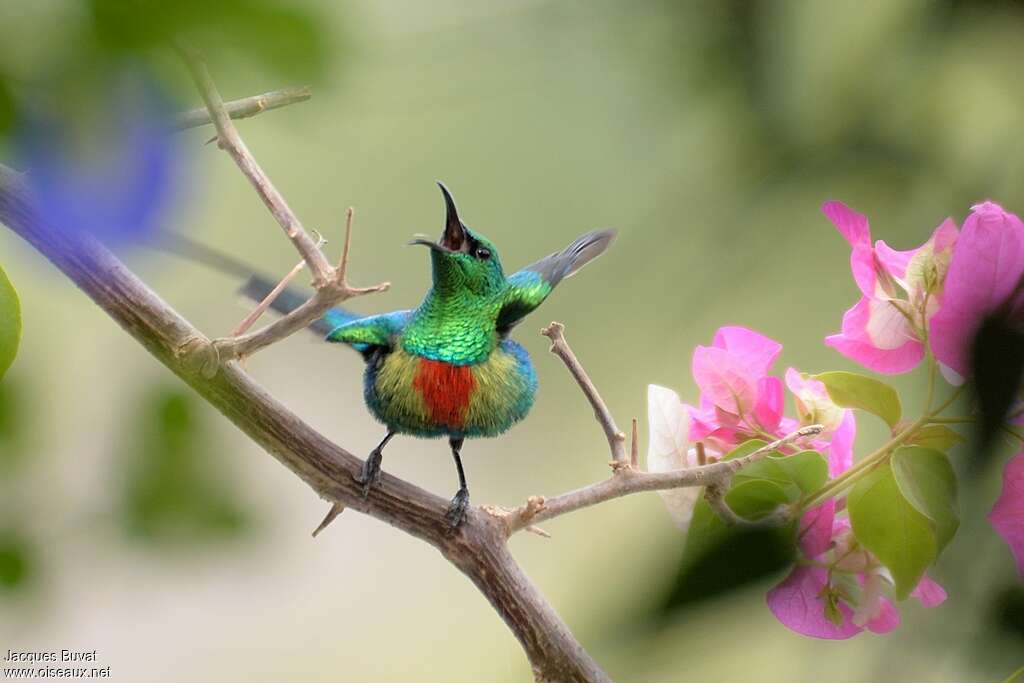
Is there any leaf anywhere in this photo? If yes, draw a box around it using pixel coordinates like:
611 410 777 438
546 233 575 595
722 439 769 461
0 265 20 381
891 446 959 554
905 424 965 452
970 308 1024 452
119 388 252 545
682 497 730 562
725 480 789 520
733 450 829 500
0 530 35 593
814 371 901 428
849 462 936 599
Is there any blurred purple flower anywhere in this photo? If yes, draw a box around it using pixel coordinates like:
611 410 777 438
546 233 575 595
15 71 182 245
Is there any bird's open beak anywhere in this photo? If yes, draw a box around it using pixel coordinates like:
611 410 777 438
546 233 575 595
409 182 470 254
437 181 467 252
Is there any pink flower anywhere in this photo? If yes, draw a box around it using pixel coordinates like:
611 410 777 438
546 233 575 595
785 369 856 477
767 498 946 639
687 327 785 452
988 452 1024 576
930 201 1024 383
822 201 958 375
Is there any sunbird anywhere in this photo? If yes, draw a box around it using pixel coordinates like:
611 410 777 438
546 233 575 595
241 184 615 526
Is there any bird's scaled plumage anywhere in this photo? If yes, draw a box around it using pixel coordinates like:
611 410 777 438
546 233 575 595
242 182 614 526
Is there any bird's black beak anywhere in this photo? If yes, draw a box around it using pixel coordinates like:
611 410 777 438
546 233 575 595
409 182 470 254
438 181 468 252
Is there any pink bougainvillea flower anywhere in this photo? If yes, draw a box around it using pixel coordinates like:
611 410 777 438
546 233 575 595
692 326 782 416
822 201 958 375
988 452 1024 576
930 201 1024 383
686 327 785 454
785 368 856 477
768 500 946 639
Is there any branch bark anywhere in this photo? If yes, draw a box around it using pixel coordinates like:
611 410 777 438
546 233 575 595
0 164 611 683
173 86 312 131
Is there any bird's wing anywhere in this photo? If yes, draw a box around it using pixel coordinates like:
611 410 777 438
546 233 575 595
326 311 411 349
496 229 615 333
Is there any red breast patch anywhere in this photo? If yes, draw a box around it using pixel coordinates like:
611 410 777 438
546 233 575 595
413 357 476 429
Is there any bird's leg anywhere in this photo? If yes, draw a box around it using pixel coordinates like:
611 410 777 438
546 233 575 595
355 430 395 497
445 437 470 528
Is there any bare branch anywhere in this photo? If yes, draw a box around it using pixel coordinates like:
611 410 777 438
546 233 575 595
231 235 325 337
175 42 333 286
500 331 824 536
541 322 627 464
0 165 610 683
629 417 639 469
173 46 388 367
173 86 312 131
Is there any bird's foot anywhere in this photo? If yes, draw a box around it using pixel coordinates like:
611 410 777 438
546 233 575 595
354 447 383 498
445 486 470 528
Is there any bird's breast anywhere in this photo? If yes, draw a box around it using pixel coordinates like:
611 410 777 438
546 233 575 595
366 341 537 438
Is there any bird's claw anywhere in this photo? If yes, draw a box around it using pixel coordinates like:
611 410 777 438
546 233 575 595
354 447 383 499
445 487 470 528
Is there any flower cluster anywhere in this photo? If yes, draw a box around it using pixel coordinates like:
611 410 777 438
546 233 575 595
648 199 1024 640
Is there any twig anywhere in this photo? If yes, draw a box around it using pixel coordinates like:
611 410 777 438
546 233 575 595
173 86 312 131
174 43 389 368
0 164 610 683
498 329 823 536
231 235 326 336
630 418 639 469
541 322 627 464
501 424 821 534
176 42 333 285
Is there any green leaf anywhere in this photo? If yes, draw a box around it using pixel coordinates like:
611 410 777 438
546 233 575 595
119 388 252 546
849 462 936 599
733 450 829 500
725 480 789 520
722 439 769 461
770 450 829 495
890 446 959 554
0 531 35 593
904 424 965 452
814 371 901 428
682 497 730 562
0 265 20 382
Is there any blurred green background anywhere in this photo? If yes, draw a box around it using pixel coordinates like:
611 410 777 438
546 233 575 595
1 0 1023 680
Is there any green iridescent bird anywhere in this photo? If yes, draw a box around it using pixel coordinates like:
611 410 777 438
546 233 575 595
243 183 615 526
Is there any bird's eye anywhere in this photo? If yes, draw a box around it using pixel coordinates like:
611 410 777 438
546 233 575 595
475 247 491 260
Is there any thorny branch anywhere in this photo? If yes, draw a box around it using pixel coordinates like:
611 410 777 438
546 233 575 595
0 57 823 682
172 86 312 131
494 323 823 536
174 43 388 370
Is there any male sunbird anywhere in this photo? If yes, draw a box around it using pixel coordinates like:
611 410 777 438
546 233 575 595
243 184 614 526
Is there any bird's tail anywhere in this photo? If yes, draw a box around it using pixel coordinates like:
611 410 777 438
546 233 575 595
150 231 364 338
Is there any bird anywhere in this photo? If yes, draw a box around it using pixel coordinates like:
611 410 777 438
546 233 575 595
236 183 615 527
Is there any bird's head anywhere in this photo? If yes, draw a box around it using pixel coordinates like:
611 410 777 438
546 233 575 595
410 182 506 297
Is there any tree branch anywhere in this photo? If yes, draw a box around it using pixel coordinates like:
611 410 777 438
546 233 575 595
0 164 610 683
173 44 388 368
497 323 823 536
173 86 312 131
541 322 627 464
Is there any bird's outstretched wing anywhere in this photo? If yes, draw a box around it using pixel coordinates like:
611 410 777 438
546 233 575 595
496 229 615 333
325 311 411 349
